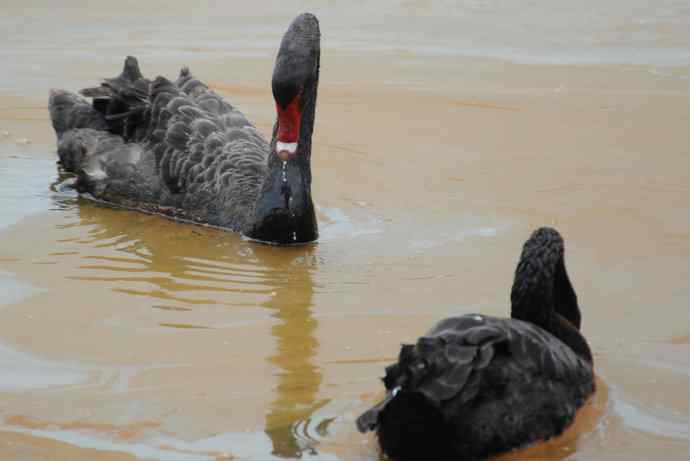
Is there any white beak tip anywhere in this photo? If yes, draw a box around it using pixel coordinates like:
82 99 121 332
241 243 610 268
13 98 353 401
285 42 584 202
276 141 298 154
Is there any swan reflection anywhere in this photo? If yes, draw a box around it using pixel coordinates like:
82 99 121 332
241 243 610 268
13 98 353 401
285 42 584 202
54 199 326 458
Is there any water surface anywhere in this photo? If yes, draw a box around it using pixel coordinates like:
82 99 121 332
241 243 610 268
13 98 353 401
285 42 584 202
1 1 690 460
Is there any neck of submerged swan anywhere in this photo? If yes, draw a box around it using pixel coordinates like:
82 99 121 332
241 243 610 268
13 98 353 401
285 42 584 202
510 227 592 362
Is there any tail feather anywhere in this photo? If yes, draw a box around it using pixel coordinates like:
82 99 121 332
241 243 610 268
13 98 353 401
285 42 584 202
79 56 151 140
80 55 144 98
80 86 110 98
357 315 508 439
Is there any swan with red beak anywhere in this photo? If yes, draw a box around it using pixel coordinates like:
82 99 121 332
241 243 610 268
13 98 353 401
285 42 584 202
47 14 321 245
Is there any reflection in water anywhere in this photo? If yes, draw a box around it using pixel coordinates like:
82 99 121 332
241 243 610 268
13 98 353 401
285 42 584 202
58 199 275 309
262 249 326 458
51 197 326 458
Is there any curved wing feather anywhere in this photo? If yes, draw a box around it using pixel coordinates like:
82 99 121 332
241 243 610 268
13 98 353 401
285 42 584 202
76 57 270 226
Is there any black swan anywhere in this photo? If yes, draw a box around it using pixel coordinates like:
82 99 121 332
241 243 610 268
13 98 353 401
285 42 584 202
356 227 595 461
48 13 320 245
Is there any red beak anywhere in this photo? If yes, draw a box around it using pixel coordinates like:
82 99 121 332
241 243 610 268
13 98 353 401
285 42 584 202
276 94 301 161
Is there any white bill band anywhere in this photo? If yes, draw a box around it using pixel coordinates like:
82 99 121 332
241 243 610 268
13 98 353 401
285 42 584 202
277 141 298 154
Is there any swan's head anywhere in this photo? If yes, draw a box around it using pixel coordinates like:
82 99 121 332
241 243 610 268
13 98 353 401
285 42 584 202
271 13 320 162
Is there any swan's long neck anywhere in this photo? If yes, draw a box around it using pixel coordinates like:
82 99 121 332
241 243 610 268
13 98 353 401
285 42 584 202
245 12 320 244
510 227 591 362
547 313 593 362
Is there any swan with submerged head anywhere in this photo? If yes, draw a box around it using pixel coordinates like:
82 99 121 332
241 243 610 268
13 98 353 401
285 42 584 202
357 227 595 461
48 13 320 245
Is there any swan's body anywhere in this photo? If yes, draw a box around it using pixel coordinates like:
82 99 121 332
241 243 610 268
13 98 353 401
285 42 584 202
357 227 595 461
48 13 320 245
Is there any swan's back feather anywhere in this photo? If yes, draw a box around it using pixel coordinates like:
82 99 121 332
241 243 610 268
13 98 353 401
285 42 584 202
384 315 591 412
56 56 270 230
145 73 268 201
360 314 594 460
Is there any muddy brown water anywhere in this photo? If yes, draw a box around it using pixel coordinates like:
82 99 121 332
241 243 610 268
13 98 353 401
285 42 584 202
1 1 690 460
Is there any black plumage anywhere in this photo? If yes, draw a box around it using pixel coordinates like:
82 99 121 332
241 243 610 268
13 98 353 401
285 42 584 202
357 227 595 461
48 13 320 245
